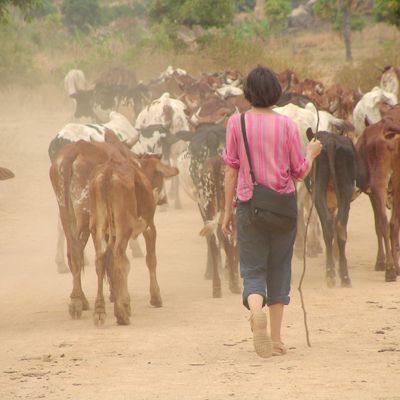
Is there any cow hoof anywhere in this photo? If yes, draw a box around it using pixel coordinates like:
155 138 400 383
375 262 385 271
385 269 397 282
57 262 69 274
213 287 222 298
150 296 163 308
94 312 106 326
341 278 352 288
69 299 83 319
174 202 182 210
326 277 336 288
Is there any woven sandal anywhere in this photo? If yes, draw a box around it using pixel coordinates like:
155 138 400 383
272 341 287 356
249 310 273 358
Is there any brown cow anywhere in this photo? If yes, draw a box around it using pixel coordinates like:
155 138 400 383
49 131 177 320
356 105 400 281
89 155 178 325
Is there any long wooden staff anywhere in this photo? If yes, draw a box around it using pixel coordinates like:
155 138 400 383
298 104 320 348
297 164 315 348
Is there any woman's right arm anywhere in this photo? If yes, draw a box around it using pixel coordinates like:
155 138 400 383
288 121 322 180
302 139 323 178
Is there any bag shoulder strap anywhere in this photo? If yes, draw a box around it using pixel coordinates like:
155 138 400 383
240 113 257 185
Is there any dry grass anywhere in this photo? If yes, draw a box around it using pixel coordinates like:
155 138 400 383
7 22 400 92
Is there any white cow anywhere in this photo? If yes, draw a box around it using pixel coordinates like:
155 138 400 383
353 87 398 139
216 85 243 98
158 65 188 81
135 92 190 208
49 112 139 273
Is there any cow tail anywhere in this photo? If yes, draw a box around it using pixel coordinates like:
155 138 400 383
101 167 115 284
354 139 369 193
327 140 340 205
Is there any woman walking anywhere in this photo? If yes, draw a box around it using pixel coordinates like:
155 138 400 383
222 66 322 358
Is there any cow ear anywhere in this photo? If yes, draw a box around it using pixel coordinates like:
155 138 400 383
306 127 315 142
155 162 179 178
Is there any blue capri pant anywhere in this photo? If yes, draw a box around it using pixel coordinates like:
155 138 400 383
236 201 296 309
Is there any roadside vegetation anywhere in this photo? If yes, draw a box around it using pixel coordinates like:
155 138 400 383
0 0 399 90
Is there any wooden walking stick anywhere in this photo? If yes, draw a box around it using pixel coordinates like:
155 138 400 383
297 164 316 348
298 107 320 348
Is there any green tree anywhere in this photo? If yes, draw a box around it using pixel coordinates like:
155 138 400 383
0 0 43 21
148 0 234 28
61 0 100 33
265 0 291 30
315 0 369 61
374 0 400 28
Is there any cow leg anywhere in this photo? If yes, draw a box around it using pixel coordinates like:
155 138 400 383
112 235 131 326
217 226 240 294
294 199 306 259
389 211 400 277
209 233 222 298
92 229 108 326
129 238 144 258
369 195 386 271
66 241 88 319
143 223 162 307
308 207 323 256
314 171 336 287
171 176 182 209
294 184 306 259
56 215 69 273
370 185 396 281
335 189 352 287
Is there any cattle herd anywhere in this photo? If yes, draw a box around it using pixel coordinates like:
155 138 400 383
4 63 398 326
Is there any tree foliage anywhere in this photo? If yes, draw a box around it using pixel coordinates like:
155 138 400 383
0 0 43 21
315 0 367 31
374 0 400 28
265 0 291 30
61 0 101 33
147 0 235 28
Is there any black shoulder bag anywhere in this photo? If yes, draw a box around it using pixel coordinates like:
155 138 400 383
240 113 297 233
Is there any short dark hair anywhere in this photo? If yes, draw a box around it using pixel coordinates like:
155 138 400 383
243 66 282 107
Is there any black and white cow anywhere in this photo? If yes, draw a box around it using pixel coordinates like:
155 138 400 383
135 92 191 209
48 112 139 273
177 123 241 298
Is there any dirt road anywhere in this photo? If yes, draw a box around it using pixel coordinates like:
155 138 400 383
1 91 400 400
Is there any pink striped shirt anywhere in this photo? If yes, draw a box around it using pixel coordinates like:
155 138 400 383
223 111 309 201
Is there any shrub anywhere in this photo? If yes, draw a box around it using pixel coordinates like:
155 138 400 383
61 0 101 33
0 23 40 86
265 0 291 31
147 0 234 28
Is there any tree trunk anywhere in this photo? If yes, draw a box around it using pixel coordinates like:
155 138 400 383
254 0 265 19
340 0 353 62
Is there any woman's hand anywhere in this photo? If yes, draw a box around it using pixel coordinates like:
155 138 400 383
222 210 234 237
307 138 323 160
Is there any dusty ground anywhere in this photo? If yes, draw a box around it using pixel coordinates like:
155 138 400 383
1 91 400 400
